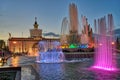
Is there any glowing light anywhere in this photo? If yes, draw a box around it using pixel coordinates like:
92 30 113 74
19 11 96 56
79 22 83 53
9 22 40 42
13 41 17 44
88 43 94 48
69 44 77 48
111 42 115 45
0 58 2 61
61 44 69 49
61 46 65 49
92 66 117 71
99 43 102 46
78 44 88 48
11 57 19 67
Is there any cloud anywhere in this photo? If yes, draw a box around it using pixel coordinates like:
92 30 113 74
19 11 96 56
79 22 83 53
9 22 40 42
43 32 60 37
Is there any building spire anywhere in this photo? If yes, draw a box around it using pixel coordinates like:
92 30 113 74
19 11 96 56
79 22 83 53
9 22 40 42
35 17 37 22
34 17 39 29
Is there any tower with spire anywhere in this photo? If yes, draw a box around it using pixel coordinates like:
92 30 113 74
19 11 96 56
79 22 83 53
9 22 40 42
34 17 39 29
30 17 42 38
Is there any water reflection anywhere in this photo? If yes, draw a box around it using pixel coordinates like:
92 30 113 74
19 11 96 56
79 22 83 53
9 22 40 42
5 56 120 80
36 62 120 80
91 69 120 80
37 63 65 80
11 56 20 66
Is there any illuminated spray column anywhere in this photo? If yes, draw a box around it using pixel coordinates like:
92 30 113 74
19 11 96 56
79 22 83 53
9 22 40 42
68 3 79 44
60 17 69 45
69 3 78 33
92 14 118 71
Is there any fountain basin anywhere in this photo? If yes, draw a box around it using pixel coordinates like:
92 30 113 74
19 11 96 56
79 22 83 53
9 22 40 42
36 41 65 63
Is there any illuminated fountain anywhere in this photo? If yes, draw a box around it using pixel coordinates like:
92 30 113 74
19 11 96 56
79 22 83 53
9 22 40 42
60 3 94 51
92 14 118 71
36 41 65 63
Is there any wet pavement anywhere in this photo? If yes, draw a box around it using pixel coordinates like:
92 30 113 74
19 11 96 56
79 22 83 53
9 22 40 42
2 54 120 80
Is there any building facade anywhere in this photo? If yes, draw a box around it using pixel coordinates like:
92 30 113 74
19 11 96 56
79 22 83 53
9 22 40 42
8 18 59 56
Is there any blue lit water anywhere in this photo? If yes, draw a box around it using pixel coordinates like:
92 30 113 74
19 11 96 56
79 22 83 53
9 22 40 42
34 56 120 80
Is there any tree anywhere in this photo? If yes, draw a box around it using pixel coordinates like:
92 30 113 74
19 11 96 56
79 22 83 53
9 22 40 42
0 40 5 51
116 37 120 50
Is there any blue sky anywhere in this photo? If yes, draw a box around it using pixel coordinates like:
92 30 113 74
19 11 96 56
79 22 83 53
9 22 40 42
0 0 120 41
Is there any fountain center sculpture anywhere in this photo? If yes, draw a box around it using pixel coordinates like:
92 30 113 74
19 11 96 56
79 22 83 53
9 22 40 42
36 41 65 63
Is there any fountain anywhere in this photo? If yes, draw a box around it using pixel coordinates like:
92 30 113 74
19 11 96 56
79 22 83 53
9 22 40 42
91 14 118 71
36 41 65 63
60 4 94 51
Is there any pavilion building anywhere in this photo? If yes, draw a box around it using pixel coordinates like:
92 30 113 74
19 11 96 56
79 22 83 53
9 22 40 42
8 18 59 56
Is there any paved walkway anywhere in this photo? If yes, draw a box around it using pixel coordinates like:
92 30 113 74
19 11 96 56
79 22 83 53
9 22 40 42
6 56 39 80
21 65 39 80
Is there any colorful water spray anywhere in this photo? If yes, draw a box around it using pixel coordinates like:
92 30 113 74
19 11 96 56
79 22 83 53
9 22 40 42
36 41 65 63
92 14 118 71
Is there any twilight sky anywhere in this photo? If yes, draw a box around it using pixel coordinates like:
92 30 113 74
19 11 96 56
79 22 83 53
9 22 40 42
0 0 120 41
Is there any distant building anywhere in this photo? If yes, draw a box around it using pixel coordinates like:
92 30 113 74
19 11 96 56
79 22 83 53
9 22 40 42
8 18 59 56
8 37 40 56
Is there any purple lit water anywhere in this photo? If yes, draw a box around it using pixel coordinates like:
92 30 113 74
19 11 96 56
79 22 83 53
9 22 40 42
92 14 118 71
